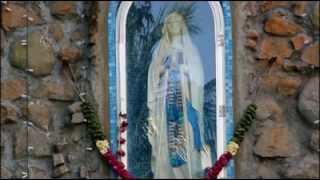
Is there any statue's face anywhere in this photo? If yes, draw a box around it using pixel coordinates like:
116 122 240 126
166 13 184 37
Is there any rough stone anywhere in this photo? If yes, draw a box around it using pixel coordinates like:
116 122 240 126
79 166 87 179
1 103 18 124
310 130 319 152
298 76 319 125
255 97 282 121
301 42 319 67
282 155 320 178
53 165 70 178
10 31 55 76
68 101 82 113
28 100 51 131
50 1 77 17
264 14 302 36
1 79 25 100
293 1 308 17
291 34 312 50
246 30 259 40
71 112 86 124
313 2 319 28
14 127 51 159
59 47 81 62
260 75 301 96
245 39 257 50
282 60 310 72
257 37 292 65
1 4 42 32
254 126 299 157
29 167 49 179
256 165 280 179
259 1 289 13
53 153 65 167
244 2 259 17
48 23 64 42
33 81 76 101
1 167 12 178
54 140 68 153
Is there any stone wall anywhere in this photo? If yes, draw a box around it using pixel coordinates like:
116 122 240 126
232 1 319 178
1 1 319 179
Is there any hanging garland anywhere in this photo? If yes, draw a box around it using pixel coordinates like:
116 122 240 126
80 99 256 179
62 58 257 179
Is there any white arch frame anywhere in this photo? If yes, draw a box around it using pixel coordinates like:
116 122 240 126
116 1 227 178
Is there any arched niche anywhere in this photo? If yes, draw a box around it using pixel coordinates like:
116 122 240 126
106 1 234 178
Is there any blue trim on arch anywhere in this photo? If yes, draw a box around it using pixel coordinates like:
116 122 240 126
221 1 234 178
107 1 234 178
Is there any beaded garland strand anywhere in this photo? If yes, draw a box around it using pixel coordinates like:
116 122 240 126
80 99 256 179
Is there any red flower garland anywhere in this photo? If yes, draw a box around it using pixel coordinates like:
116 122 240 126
103 149 134 179
204 152 233 179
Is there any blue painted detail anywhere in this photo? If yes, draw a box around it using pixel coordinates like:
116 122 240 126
221 1 234 178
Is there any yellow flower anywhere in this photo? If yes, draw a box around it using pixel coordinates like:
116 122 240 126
96 140 109 154
227 141 239 156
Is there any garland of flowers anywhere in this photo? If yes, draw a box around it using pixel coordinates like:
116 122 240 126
204 104 257 179
80 100 256 179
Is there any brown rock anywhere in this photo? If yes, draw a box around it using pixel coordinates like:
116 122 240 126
10 31 55 76
258 37 292 65
254 126 299 157
277 76 301 96
301 42 319 67
282 155 319 178
48 23 64 42
259 1 289 13
310 130 319 152
299 76 320 125
50 1 76 17
1 79 25 100
1 167 12 178
246 30 259 40
255 97 282 122
79 166 87 179
244 2 259 17
29 167 49 179
53 139 68 153
264 14 302 36
1 103 18 124
33 81 76 101
245 39 257 50
256 165 280 179
53 165 70 178
291 34 312 50
14 127 51 159
59 47 81 62
293 1 308 17
53 153 65 167
28 100 51 131
1 4 42 32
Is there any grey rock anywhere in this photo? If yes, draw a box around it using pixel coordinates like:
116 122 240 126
71 112 86 124
298 76 319 126
79 166 87 179
53 153 65 167
282 155 320 178
310 130 319 152
68 101 83 113
14 127 51 159
53 165 70 178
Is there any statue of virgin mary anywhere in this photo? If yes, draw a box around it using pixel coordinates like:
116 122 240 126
147 12 211 178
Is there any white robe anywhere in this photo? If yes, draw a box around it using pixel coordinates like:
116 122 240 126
147 35 211 178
